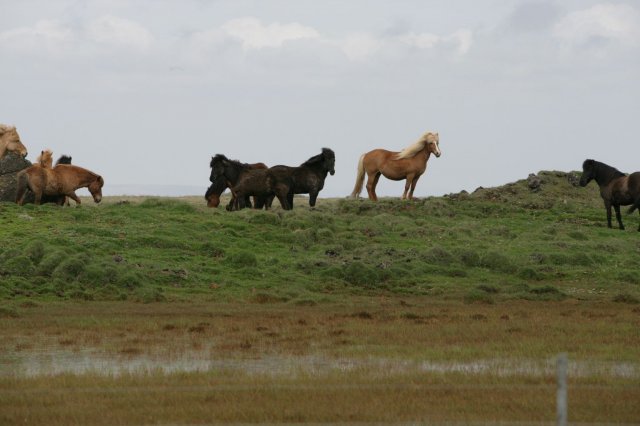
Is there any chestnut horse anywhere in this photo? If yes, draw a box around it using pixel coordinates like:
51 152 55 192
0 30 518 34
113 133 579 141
0 124 28 159
580 159 640 231
16 162 104 206
350 131 440 201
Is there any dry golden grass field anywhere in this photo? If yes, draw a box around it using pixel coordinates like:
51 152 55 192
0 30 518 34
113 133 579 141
1 300 639 424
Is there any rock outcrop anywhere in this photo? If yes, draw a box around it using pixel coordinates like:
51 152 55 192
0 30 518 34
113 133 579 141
0 152 33 203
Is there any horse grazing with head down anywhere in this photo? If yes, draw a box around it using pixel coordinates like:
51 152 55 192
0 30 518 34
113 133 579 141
580 159 640 231
0 124 28 159
350 131 440 201
16 156 104 206
204 177 229 208
268 148 335 208
208 155 269 209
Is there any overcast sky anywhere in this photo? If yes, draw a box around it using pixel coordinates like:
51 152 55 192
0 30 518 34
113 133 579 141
1 0 639 198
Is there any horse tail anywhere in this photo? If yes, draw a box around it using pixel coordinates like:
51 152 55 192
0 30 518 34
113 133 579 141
15 170 29 205
349 153 366 198
628 198 640 215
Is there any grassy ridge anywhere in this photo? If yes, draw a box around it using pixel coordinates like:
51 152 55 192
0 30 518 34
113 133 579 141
0 171 639 305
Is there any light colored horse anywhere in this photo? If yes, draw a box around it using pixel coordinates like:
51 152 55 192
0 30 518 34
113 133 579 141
0 124 28 159
350 131 441 201
16 162 104 206
36 149 53 168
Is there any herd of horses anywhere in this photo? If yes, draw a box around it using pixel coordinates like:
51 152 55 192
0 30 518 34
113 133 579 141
0 125 104 206
2 123 640 231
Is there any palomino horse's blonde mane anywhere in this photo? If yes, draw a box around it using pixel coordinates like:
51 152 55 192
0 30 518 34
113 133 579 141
395 132 437 160
0 124 17 136
37 149 54 168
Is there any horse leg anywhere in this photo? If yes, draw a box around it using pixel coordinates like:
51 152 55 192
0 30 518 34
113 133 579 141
366 172 380 201
67 192 81 205
402 174 415 200
15 173 28 205
613 204 624 230
287 192 294 209
604 201 612 228
309 191 318 207
275 192 290 210
408 175 421 200
33 191 42 205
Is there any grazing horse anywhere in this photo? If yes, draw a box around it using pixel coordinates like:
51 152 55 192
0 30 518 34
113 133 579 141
204 178 228 208
350 131 440 201
269 148 336 208
580 159 640 231
0 124 28 159
16 163 104 206
208 155 269 209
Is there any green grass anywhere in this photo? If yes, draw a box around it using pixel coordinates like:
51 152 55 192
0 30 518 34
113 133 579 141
1 170 639 304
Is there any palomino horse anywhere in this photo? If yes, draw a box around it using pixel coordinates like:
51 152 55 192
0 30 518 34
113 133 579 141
16 160 104 205
0 124 28 159
350 132 440 201
580 159 640 231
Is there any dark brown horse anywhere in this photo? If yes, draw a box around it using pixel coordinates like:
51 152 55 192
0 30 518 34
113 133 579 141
580 159 640 231
207 155 269 209
350 132 440 201
231 168 293 211
16 163 104 205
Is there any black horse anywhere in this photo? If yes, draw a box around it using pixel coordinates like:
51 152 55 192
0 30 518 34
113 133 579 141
270 148 335 208
580 159 640 231
208 154 270 210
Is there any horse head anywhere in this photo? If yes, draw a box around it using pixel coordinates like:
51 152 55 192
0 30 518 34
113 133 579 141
322 148 336 175
37 149 54 168
88 175 104 203
210 154 229 183
426 132 441 158
205 180 227 208
580 159 596 187
0 126 28 158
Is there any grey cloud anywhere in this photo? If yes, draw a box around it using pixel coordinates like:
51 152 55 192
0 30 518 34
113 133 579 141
506 1 561 33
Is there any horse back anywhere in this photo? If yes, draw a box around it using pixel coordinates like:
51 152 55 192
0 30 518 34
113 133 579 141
609 173 640 205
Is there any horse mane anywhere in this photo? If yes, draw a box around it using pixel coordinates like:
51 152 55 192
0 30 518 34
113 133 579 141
395 132 434 160
37 149 54 168
211 154 252 170
301 148 335 167
55 155 72 165
585 159 625 183
0 124 16 136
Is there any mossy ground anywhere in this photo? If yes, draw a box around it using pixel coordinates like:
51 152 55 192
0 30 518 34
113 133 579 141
1 171 638 305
